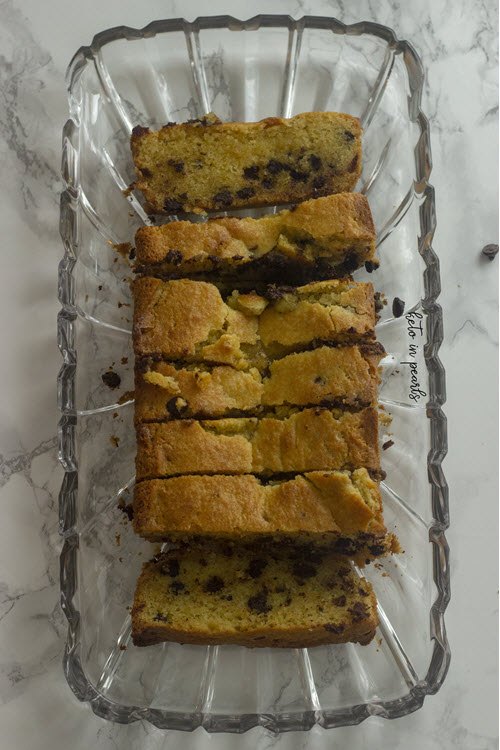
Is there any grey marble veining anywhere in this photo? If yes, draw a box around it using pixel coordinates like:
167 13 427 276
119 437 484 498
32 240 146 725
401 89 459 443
0 0 497 748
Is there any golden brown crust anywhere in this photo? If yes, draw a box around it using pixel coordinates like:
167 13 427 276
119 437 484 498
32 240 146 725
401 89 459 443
131 112 362 214
134 362 264 422
132 277 263 369
134 193 376 278
131 546 378 648
133 469 388 542
135 407 380 479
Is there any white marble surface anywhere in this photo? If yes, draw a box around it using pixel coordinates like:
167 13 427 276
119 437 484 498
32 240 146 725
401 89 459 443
0 0 498 747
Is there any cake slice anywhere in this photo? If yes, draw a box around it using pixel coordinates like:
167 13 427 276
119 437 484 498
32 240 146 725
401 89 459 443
130 112 362 214
134 343 384 422
135 407 380 479
131 545 378 647
133 471 397 563
134 193 377 281
132 277 376 367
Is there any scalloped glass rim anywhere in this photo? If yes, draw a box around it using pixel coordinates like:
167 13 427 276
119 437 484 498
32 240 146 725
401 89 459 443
58 14 450 733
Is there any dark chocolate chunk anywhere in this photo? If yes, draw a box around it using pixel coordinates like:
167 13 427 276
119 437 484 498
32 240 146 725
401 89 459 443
243 165 260 180
245 558 268 579
289 169 308 183
264 283 296 301
203 576 225 593
365 261 377 273
332 595 347 607
132 125 150 137
292 561 317 580
392 297 405 317
368 543 386 556
160 558 180 577
170 581 186 595
344 131 355 141
165 249 183 266
262 177 274 189
312 176 326 190
482 243 498 261
309 155 322 171
236 187 256 200
163 198 184 213
153 612 170 622
166 397 188 418
168 159 185 174
247 588 272 614
266 159 287 174
140 168 152 178
128 246 136 260
382 439 394 451
212 190 233 207
348 601 369 622
314 375 326 385
325 623 345 634
101 370 121 389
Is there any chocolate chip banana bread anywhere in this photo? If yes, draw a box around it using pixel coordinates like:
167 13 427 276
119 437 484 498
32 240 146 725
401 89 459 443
135 407 380 479
131 112 362 214
134 193 376 281
135 342 383 422
131 545 378 647
133 277 376 368
133 471 397 563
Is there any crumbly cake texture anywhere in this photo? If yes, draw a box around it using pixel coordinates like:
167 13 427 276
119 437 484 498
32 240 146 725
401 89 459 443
133 193 377 281
134 343 382 423
131 546 378 648
130 112 362 214
135 407 380 479
132 277 376 367
133 472 398 562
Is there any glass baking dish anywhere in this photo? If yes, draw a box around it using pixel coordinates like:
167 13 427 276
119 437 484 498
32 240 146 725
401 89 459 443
58 15 450 732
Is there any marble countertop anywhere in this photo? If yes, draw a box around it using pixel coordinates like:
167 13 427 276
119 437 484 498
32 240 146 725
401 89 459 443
0 0 497 747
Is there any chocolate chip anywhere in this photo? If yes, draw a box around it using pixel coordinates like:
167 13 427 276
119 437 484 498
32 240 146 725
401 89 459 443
309 155 322 171
314 375 326 385
382 439 394 451
236 187 256 200
392 297 405 317
334 538 357 554
165 249 183 266
212 190 233 207
245 558 268 578
140 168 152 178
289 169 308 183
101 371 121 389
325 623 345 634
332 595 347 607
365 261 377 273
262 177 274 189
163 198 183 213
358 587 369 596
170 581 185 595
168 159 185 173
344 131 355 141
243 166 259 180
266 159 287 174
482 243 498 261
128 246 136 260
312 176 326 190
337 567 351 578
166 397 188 418
247 588 272 614
203 576 224 593
160 559 180 577
264 283 295 300
348 602 369 622
153 612 170 622
347 154 359 173
292 561 317 579
368 544 386 556
132 125 150 137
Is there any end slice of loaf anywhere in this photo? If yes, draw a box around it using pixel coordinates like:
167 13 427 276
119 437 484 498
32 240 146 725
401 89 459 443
134 193 376 281
131 112 362 214
131 545 378 647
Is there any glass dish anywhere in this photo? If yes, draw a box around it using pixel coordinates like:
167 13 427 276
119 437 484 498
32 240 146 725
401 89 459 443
58 15 450 732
